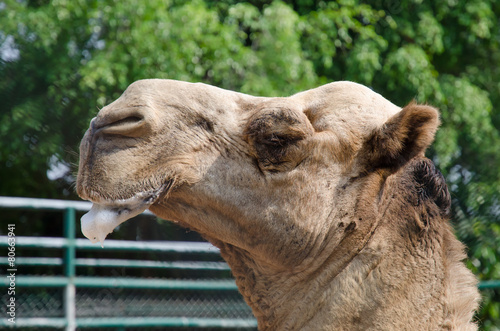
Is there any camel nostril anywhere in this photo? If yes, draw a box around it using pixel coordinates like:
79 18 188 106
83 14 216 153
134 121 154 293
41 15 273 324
97 115 147 137
107 116 143 128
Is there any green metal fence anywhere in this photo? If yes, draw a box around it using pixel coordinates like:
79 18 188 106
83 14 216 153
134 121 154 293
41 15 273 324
0 197 257 330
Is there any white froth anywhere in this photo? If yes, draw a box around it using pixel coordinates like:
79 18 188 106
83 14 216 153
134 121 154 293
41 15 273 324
81 202 149 246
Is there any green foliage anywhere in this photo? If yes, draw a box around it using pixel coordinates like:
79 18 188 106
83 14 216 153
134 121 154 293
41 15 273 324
1 0 499 328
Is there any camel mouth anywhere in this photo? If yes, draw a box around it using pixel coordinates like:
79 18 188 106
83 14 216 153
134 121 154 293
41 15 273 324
79 180 174 245
79 178 174 205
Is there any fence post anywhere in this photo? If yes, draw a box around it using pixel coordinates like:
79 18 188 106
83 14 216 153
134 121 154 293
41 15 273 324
64 207 76 331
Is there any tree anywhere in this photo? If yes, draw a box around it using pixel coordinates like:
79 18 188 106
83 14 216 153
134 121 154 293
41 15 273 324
1 0 499 327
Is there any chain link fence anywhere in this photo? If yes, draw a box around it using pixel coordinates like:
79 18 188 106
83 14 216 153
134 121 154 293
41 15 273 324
1 286 255 329
2 288 64 319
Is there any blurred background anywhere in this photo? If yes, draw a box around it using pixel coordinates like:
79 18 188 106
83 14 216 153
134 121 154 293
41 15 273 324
1 0 499 329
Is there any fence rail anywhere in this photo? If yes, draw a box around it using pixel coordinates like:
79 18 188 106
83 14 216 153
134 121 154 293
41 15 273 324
8 317 257 329
0 196 256 330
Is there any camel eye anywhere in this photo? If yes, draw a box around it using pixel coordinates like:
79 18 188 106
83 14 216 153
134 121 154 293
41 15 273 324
244 106 314 172
261 134 289 147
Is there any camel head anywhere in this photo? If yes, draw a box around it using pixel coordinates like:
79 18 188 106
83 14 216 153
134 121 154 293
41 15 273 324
77 80 478 330
77 79 438 250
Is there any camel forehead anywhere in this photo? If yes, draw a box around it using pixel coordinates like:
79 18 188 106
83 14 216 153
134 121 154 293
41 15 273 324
295 82 400 124
282 82 402 144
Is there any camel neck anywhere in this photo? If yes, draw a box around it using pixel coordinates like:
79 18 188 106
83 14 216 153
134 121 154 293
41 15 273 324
212 207 384 330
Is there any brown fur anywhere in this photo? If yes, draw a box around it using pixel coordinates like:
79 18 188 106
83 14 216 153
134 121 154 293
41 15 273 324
77 79 480 330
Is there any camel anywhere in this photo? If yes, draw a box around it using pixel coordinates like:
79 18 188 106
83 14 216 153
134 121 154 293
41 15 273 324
77 79 480 330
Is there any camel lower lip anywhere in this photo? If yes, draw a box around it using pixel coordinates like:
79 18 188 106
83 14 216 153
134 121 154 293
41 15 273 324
81 202 149 246
80 180 174 245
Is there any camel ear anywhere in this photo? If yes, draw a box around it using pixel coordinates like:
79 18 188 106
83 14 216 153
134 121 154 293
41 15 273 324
360 102 440 169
